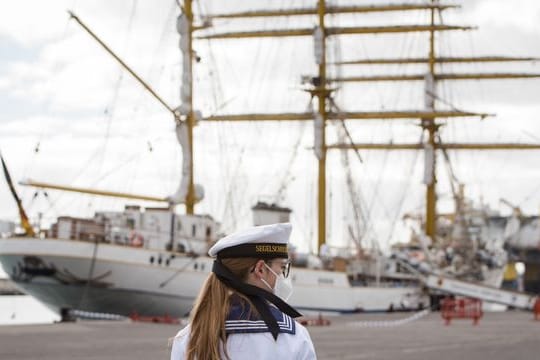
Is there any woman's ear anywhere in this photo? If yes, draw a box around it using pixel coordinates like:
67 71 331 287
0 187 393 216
253 259 266 278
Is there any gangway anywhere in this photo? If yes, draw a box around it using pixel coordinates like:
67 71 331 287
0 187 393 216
424 274 539 311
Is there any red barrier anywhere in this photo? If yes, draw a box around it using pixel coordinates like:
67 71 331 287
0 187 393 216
129 312 180 324
534 298 540 321
299 314 331 326
441 297 483 325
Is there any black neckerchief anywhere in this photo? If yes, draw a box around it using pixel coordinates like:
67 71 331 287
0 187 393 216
212 260 302 340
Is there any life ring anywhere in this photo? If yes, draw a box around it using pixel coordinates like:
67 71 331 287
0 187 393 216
130 232 144 247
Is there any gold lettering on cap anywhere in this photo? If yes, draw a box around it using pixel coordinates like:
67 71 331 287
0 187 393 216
255 244 287 253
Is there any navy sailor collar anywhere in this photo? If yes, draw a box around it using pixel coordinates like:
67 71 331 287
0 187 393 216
225 298 296 335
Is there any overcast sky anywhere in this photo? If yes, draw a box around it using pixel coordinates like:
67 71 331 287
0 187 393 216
1 0 540 252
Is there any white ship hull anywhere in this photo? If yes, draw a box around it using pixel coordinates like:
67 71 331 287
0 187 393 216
0 238 426 317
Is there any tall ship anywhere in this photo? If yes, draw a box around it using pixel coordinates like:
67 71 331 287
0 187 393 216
1 1 539 317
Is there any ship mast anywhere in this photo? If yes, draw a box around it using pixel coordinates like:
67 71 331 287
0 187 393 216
315 0 328 252
327 2 540 242
198 1 473 252
425 0 438 241
182 0 196 215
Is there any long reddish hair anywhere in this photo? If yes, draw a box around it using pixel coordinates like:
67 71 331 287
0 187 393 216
186 258 258 360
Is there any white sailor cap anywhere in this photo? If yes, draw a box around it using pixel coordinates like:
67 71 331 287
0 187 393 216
208 223 291 259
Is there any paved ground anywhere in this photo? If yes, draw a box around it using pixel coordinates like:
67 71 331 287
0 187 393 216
0 311 538 359
309 311 540 360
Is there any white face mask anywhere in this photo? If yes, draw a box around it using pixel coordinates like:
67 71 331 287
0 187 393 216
261 263 293 301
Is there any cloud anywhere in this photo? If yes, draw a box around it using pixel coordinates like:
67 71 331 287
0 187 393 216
0 0 70 46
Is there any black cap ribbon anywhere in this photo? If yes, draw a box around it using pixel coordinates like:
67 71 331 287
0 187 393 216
212 260 302 340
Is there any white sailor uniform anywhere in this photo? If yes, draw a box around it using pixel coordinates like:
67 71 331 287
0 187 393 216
170 300 316 360
171 223 316 359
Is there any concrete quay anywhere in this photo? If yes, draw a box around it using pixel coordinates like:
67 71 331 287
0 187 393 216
0 311 538 359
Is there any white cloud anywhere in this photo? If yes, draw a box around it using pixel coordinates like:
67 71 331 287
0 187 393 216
472 0 540 34
0 0 71 46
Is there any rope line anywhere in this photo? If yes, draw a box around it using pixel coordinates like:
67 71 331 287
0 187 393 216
346 308 431 328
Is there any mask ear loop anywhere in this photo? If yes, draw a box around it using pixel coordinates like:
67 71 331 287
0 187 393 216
261 263 278 292
260 278 274 292
265 263 283 279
